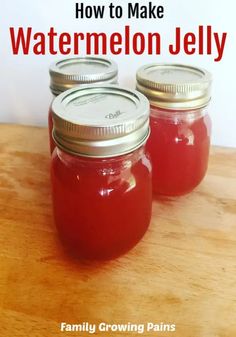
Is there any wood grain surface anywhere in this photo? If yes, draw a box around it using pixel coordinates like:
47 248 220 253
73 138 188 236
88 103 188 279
0 124 236 337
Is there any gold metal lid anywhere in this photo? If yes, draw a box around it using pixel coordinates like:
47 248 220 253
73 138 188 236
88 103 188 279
52 85 150 158
136 64 212 110
49 57 118 95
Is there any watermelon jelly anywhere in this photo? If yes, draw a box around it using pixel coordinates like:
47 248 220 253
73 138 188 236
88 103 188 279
51 85 152 260
136 64 212 196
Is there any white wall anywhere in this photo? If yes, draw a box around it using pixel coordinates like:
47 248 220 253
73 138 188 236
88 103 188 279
1 0 236 147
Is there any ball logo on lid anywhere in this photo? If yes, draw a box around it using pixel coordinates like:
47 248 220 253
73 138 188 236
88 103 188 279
105 110 125 119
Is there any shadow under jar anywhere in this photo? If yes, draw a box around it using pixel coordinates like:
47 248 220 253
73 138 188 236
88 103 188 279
136 64 212 196
51 85 152 260
48 57 118 154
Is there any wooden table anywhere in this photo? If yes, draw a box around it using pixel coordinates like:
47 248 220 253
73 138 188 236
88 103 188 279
0 124 236 337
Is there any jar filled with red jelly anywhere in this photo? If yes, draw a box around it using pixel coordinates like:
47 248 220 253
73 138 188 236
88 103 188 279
51 85 152 260
49 57 118 153
136 64 212 196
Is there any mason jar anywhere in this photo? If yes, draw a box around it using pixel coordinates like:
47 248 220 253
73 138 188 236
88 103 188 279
48 57 118 153
136 64 212 196
51 85 152 260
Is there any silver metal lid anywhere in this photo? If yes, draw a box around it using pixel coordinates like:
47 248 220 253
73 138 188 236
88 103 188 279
136 64 212 110
52 85 150 158
49 57 118 95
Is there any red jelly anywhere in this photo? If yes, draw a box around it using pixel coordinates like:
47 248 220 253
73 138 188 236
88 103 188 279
48 57 118 154
51 85 151 260
136 64 212 196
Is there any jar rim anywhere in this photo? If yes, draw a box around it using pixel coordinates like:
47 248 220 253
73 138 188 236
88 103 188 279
52 85 150 158
136 63 212 110
49 56 118 96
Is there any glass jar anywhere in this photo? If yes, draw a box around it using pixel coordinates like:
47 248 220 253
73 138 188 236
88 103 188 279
136 64 212 196
51 85 152 260
48 57 118 153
